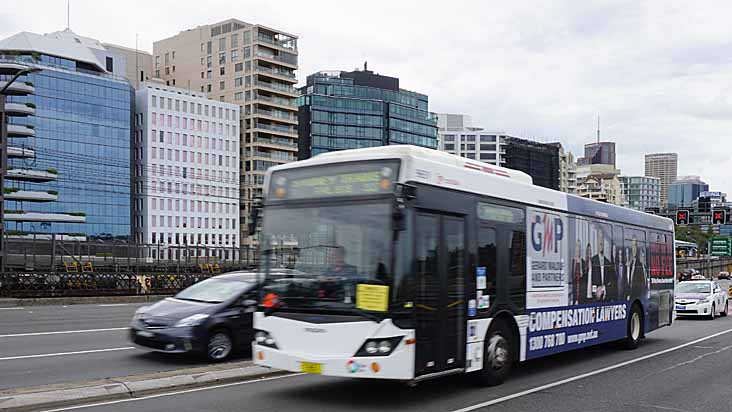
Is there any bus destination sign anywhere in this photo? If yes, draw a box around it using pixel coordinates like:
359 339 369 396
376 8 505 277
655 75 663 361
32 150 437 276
270 160 400 200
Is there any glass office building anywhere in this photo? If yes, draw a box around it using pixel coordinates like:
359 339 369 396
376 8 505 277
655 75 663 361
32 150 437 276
0 30 133 239
297 67 438 159
667 176 708 209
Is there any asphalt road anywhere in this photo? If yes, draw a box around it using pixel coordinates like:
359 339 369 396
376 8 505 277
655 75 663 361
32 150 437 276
42 309 732 412
0 303 231 390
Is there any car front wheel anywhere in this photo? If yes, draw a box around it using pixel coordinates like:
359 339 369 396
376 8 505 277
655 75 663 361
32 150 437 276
207 330 233 362
720 301 728 317
708 304 716 320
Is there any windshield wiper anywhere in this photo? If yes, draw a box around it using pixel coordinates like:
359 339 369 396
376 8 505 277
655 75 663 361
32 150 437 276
176 297 219 304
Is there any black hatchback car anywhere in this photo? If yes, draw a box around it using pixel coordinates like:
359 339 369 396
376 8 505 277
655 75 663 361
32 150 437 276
130 272 260 361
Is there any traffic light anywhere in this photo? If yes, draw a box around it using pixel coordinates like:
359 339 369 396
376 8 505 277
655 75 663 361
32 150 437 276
676 210 689 225
713 210 726 225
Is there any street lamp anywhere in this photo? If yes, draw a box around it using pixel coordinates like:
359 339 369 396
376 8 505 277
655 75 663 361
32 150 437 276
1 65 42 274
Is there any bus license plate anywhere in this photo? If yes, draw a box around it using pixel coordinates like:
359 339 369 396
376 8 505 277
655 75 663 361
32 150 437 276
675 305 685 311
300 362 322 374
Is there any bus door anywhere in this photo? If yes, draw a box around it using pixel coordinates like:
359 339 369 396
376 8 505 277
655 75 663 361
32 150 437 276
414 212 466 376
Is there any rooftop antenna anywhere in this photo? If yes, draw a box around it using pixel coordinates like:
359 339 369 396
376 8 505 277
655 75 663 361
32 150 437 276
364 61 368 71
597 116 600 143
135 33 139 89
66 0 70 30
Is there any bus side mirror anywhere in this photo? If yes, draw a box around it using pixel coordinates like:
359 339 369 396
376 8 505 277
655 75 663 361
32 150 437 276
248 197 263 236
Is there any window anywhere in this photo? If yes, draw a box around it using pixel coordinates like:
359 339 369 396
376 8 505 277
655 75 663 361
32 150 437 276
165 53 170 65
206 55 212 68
207 84 212 92
480 135 497 142
231 50 239 61
243 46 251 58
219 52 226 64
235 63 243 72
105 56 114 72
245 75 251 86
235 77 243 87
206 41 212 54
480 144 496 151
443 134 455 142
234 92 243 101
231 33 238 48
219 37 226 50
220 66 225 75
220 81 225 90
478 227 498 305
480 153 496 161
477 203 523 224
444 143 455 150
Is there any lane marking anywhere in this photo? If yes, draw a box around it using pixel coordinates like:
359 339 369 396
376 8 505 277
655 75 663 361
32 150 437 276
450 327 732 412
35 327 732 412
98 304 130 307
39 373 304 412
0 307 24 310
0 347 135 362
0 327 128 338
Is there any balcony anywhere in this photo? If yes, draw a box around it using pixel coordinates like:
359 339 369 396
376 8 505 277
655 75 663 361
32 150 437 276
256 33 297 52
254 94 296 109
254 108 297 123
253 122 297 136
4 212 86 223
250 150 296 162
252 136 298 150
4 190 58 202
254 80 297 96
4 102 35 116
255 52 297 68
7 146 35 158
0 62 34 76
255 65 297 83
0 81 35 96
6 169 58 182
6 124 35 138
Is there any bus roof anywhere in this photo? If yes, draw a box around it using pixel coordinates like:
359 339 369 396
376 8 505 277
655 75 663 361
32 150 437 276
264 145 674 232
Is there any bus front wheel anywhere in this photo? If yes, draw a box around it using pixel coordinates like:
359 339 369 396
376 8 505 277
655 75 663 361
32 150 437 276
475 320 513 386
622 304 643 350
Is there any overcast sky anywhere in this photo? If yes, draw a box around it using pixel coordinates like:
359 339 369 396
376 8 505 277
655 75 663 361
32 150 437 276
2 0 731 192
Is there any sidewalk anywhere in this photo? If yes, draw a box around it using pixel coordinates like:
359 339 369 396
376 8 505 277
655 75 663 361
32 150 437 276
0 360 284 411
0 295 170 307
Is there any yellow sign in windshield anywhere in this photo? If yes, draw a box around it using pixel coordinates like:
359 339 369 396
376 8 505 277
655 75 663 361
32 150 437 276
356 284 390 312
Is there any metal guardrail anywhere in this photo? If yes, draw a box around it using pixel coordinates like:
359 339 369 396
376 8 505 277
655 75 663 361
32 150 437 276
0 272 218 298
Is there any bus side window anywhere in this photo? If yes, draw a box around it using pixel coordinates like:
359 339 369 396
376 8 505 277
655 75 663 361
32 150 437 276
613 225 625 301
508 230 526 310
477 226 497 308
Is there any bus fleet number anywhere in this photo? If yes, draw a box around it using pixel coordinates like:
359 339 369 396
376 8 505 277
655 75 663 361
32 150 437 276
529 332 566 351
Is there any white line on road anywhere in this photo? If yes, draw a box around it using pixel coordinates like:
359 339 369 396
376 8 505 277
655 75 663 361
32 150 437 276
97 304 130 307
39 373 304 412
0 327 128 339
450 327 732 412
0 346 135 362
0 307 24 310
37 327 732 412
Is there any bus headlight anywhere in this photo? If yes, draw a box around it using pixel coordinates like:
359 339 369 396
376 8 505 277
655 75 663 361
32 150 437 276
254 329 278 349
355 336 403 357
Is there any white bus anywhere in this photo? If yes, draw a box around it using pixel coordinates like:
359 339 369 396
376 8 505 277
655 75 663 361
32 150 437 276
252 146 675 385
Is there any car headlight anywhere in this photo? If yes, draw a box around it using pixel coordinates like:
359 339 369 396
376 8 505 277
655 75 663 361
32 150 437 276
700 296 712 303
354 336 403 357
173 313 210 327
253 329 278 349
132 306 150 321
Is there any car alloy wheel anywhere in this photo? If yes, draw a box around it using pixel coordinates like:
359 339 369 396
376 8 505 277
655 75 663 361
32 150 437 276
207 332 233 361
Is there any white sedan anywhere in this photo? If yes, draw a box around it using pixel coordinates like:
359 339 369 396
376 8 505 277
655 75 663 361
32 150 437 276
675 280 729 319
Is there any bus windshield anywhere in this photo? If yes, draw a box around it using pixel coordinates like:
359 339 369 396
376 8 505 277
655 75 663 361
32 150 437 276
260 202 393 313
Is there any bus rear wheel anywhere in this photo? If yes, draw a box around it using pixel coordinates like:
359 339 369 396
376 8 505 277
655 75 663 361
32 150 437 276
474 320 513 386
622 304 643 350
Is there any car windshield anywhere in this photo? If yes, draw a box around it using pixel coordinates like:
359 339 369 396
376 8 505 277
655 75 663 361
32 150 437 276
176 278 252 303
677 282 711 294
260 202 392 312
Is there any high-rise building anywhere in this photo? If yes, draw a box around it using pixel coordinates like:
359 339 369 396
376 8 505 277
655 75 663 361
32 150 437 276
576 173 624 205
577 141 616 167
548 142 576 194
297 68 437 159
133 82 240 259
0 29 133 239
436 114 501 165
502 137 560 190
667 176 708 209
103 43 153 89
645 153 677 207
620 176 660 211
153 19 298 245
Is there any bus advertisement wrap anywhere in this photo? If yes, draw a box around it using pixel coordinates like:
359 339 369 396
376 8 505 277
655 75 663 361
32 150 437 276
526 303 629 359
